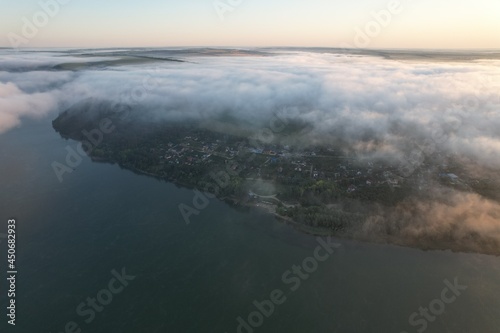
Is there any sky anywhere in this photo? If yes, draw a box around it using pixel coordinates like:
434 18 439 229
0 0 499 49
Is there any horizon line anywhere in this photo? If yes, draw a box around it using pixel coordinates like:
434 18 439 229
2 46 500 52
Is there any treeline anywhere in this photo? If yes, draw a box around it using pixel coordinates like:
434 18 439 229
276 205 364 231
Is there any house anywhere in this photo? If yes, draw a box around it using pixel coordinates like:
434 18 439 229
347 185 357 193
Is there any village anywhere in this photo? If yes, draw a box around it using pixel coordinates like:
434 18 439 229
118 126 473 205
153 134 403 189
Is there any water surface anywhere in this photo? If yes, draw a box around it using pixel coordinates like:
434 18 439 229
0 116 499 333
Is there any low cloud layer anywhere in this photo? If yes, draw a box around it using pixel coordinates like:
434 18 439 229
2 50 500 166
359 188 500 255
1 49 499 253
0 81 58 133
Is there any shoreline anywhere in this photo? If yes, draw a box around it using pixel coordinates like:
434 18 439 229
91 155 331 234
87 151 500 257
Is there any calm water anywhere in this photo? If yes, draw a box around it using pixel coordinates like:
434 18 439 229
0 115 499 333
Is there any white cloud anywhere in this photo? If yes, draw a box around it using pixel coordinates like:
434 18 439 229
1 50 500 168
0 81 58 133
